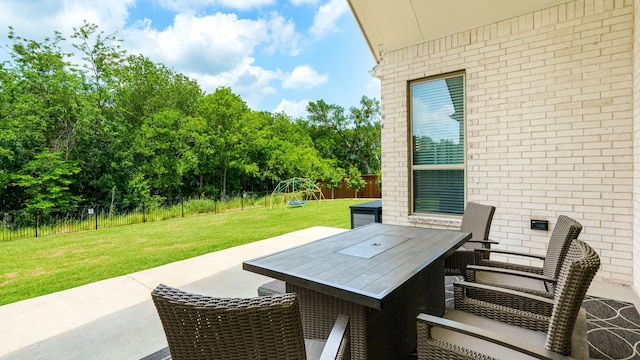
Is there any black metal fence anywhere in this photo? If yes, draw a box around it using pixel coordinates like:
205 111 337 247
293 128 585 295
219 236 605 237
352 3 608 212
0 192 269 242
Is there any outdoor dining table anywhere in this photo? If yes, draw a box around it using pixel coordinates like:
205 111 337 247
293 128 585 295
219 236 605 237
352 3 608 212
242 222 471 360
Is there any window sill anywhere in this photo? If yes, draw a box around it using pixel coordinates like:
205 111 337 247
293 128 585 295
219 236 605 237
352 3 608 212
408 214 462 228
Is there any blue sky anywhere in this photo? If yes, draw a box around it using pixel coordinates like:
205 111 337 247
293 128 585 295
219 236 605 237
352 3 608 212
0 0 379 118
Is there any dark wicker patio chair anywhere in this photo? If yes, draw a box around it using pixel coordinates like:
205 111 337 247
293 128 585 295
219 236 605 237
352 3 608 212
151 284 350 360
444 202 497 276
465 215 582 299
417 238 600 359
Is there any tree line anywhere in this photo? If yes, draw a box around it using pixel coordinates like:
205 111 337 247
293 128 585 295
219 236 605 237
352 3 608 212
0 22 381 213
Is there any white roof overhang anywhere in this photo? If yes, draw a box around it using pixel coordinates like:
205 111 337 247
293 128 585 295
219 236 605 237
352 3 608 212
347 0 571 63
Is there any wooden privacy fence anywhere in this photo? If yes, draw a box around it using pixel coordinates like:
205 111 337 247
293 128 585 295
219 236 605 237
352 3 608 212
318 174 381 199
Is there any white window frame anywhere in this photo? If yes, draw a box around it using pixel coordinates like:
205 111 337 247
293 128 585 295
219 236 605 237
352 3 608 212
409 71 466 216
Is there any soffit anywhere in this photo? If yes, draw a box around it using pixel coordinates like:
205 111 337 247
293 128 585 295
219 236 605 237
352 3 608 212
347 0 571 63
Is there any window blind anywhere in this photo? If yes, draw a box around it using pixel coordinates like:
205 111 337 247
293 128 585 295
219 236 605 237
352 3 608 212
411 74 465 215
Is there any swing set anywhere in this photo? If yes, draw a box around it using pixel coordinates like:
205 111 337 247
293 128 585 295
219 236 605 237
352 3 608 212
269 178 325 209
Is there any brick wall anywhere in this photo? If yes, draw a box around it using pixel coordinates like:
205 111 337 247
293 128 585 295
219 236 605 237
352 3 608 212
633 0 640 291
378 0 634 284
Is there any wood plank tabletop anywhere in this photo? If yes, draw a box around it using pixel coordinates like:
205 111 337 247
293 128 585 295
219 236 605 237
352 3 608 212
243 223 471 310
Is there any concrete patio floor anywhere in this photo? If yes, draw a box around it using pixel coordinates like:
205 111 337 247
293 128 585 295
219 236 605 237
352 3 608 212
1 225 638 360
0 226 347 360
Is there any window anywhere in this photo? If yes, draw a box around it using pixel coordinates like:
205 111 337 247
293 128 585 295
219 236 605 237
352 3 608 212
410 73 465 215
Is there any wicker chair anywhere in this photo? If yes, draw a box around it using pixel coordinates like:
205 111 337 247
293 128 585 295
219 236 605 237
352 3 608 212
417 238 600 359
151 284 350 360
444 202 497 276
465 215 582 299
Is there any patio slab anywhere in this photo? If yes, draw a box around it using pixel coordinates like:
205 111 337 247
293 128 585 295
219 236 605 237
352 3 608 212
1 225 638 360
0 226 346 360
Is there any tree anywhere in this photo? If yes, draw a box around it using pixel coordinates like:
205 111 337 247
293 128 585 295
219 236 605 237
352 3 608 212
324 167 345 199
0 27 93 209
13 151 82 212
112 54 203 201
132 110 201 198
68 22 127 205
306 96 381 174
0 64 23 209
196 87 249 198
347 166 366 199
70 21 125 110
348 96 381 173
257 112 331 186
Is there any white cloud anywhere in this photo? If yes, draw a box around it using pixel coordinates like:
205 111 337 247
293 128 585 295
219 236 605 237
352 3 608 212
0 0 132 42
122 11 301 74
274 99 310 118
124 13 268 74
217 0 275 10
119 10 307 107
282 65 328 90
192 57 281 108
156 0 275 12
290 0 319 5
310 0 348 38
263 13 301 56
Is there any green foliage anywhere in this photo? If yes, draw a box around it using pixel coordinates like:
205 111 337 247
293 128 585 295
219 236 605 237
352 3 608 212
133 110 201 198
0 23 380 213
375 168 382 190
258 112 332 183
195 87 250 197
323 167 345 199
70 21 126 109
306 96 381 175
0 28 93 210
347 166 366 198
13 151 83 212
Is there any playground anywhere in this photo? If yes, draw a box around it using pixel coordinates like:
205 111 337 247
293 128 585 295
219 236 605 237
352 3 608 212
269 178 325 209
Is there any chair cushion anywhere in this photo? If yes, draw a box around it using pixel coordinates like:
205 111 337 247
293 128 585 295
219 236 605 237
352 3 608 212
475 270 547 292
431 309 589 359
432 310 546 359
305 339 327 360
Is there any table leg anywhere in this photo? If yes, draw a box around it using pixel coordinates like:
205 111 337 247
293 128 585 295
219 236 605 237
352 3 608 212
287 259 445 360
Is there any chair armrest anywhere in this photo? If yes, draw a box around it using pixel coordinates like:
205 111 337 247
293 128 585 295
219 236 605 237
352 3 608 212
320 314 350 360
467 239 499 247
467 265 557 284
475 248 546 260
454 280 554 317
417 313 567 360
455 281 555 306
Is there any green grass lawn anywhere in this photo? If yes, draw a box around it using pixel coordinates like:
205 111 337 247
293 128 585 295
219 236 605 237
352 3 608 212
0 199 370 306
